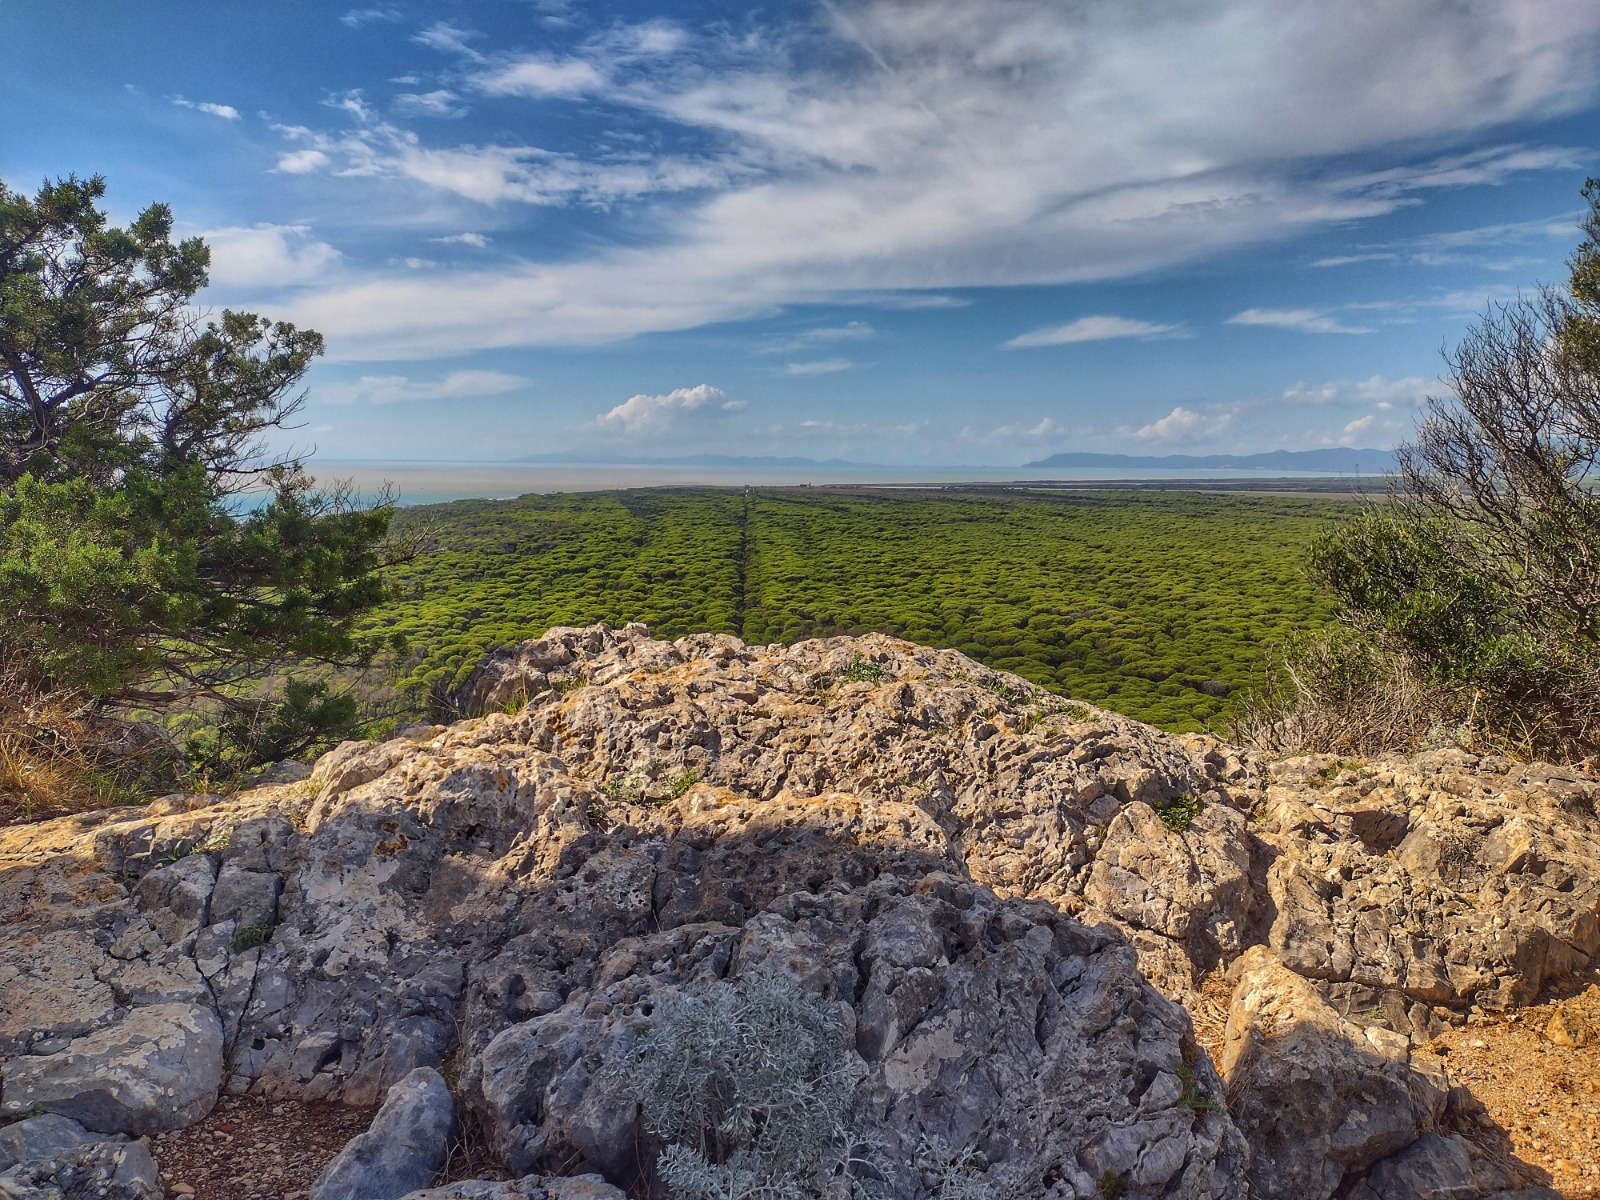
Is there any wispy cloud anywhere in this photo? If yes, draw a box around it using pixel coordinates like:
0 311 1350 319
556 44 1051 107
1004 315 1184 349
1281 375 1434 409
341 7 401 29
1227 308 1374 335
431 232 489 247
594 384 745 435
275 0 1600 356
319 369 526 405
395 90 468 118
1313 212 1579 268
412 21 485 62
785 358 856 375
171 97 240 120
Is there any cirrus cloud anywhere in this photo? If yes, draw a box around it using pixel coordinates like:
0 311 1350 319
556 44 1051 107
1004 315 1186 349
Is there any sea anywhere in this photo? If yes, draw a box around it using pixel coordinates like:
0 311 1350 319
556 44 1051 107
286 460 1381 508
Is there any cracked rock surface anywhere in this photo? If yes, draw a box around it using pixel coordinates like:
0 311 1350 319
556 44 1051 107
2 624 1598 1199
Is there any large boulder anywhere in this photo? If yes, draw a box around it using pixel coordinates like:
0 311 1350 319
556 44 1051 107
0 1003 223 1134
1221 947 1448 1200
312 1067 458 1200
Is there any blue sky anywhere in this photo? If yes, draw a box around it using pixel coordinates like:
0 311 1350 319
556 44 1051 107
4 0 1599 465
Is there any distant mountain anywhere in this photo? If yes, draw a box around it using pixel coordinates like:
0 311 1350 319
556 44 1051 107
510 452 873 467
1021 448 1399 473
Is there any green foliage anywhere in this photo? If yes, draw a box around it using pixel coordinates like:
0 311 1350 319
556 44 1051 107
618 972 876 1200
1175 1063 1223 1114
230 916 275 953
841 654 886 683
666 767 700 799
375 488 1343 731
1155 792 1203 833
1273 183 1600 761
0 173 401 774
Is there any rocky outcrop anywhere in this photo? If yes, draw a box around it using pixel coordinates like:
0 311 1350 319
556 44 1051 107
312 1068 458 1200
2 624 1597 1200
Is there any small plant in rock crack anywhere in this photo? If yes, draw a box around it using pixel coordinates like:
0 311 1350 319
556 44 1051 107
615 971 883 1200
1175 1063 1223 1116
665 767 700 800
841 654 886 684
602 771 644 805
231 916 276 953
1154 792 1203 834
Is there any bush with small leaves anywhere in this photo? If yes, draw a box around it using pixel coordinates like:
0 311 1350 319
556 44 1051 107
617 972 878 1200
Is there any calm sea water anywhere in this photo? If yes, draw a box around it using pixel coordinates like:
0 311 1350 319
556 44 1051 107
290 460 1375 508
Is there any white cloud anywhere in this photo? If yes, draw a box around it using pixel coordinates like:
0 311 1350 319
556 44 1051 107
785 358 855 375
172 97 240 120
1134 405 1236 444
199 224 341 290
280 0 1600 357
966 417 1064 444
413 21 485 62
594 384 745 435
1282 375 1435 409
477 57 609 99
319 370 526 405
396 90 468 118
431 232 490 247
1340 415 1378 442
1227 308 1373 335
276 148 330 174
341 7 401 28
1004 315 1184 349
1313 212 1578 267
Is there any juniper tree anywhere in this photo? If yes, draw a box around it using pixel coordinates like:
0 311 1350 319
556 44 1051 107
0 174 403 769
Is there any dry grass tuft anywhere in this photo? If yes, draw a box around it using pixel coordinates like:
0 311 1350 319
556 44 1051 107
0 653 174 826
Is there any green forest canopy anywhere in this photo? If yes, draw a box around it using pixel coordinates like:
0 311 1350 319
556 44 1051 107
372 486 1349 732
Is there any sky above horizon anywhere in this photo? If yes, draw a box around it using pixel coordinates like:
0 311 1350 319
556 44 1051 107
4 0 1600 466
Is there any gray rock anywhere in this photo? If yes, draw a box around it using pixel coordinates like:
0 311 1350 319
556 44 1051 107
311 1067 458 1200
0 1138 161 1200
0 1115 98 1171
0 932 116 1056
1221 947 1448 1200
0 1003 223 1134
1351 1134 1481 1200
133 852 218 945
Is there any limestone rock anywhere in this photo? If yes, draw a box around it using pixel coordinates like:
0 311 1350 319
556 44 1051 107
0 1003 223 1134
1221 947 1448 1200
5 625 1600 1197
0 1138 162 1200
0 1115 99 1171
311 1067 458 1200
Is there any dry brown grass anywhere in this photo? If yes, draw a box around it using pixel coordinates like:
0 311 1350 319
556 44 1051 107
0 654 173 827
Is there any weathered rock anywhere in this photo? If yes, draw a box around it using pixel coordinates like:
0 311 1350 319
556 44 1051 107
0 1115 99 1171
1221 946 1448 1200
0 932 116 1056
3 625 1596 1197
1347 1133 1481 1200
1255 753 1600 1015
0 1003 223 1134
0 1137 162 1200
471 877 1248 1200
311 1067 458 1200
